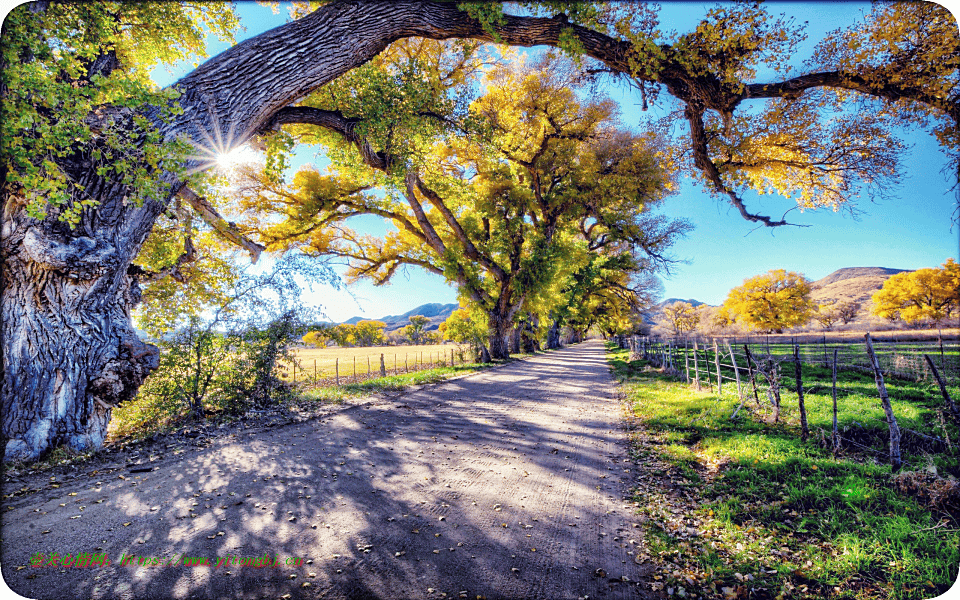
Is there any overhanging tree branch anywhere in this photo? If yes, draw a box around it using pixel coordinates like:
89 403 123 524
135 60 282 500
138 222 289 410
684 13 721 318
175 186 265 262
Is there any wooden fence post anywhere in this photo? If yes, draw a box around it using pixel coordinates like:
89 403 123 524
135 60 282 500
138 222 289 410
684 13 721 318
744 345 761 409
314 359 318 382
938 329 945 373
714 339 722 395
924 354 960 431
684 338 690 383
704 340 714 393
831 348 839 456
405 353 408 372
380 353 386 377
693 340 701 390
336 357 340 386
865 333 902 471
725 341 742 400
367 355 371 375
794 344 808 441
353 356 356 378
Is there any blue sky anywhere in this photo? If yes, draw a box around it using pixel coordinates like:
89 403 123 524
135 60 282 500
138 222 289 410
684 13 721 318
147 2 959 319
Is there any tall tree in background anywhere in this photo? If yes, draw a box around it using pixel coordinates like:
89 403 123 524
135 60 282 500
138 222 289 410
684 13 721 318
720 269 815 333
243 53 685 359
662 301 701 336
2 1 956 460
401 315 432 346
871 259 960 326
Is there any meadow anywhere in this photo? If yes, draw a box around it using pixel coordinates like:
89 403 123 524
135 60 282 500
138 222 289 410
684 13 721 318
608 344 960 599
286 343 471 381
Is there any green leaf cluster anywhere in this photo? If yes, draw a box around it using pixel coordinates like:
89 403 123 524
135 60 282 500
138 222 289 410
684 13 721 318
1 2 237 224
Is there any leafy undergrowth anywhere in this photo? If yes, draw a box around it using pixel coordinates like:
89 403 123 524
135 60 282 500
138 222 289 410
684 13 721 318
608 345 960 600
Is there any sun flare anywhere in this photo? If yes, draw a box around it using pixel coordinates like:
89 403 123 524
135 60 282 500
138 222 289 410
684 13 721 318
215 145 261 171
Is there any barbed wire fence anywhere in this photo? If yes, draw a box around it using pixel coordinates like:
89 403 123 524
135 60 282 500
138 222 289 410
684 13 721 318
622 332 960 468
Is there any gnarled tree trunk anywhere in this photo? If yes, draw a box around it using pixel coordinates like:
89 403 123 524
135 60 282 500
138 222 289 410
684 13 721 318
487 313 511 361
546 317 562 349
510 326 521 355
2 178 163 460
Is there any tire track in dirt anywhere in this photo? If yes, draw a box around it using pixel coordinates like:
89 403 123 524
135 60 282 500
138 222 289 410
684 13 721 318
2 340 652 600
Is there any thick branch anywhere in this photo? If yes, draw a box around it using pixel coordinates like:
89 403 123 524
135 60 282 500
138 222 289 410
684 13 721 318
413 176 507 282
175 186 265 262
685 107 799 228
263 107 391 171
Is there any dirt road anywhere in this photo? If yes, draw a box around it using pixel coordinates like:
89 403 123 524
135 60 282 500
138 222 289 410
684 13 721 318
2 340 650 600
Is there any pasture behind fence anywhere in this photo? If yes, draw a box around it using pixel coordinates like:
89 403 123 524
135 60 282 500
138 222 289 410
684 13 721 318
625 333 960 466
277 345 472 386
629 333 960 388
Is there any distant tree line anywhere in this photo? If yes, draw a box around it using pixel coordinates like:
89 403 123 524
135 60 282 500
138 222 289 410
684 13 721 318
662 259 959 336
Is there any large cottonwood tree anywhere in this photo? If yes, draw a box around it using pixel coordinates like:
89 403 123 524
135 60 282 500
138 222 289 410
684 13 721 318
2 1 957 460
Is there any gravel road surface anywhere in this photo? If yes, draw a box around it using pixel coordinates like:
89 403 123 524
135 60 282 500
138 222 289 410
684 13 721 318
2 340 651 600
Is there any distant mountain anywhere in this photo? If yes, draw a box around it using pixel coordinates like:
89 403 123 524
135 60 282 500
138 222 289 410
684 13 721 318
656 298 706 308
341 302 458 332
813 267 909 288
810 267 912 323
644 298 708 326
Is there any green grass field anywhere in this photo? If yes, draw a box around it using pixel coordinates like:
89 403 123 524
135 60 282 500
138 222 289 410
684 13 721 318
608 344 960 599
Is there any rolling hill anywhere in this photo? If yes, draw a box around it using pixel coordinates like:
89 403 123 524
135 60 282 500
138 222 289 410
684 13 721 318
340 302 458 333
809 267 911 323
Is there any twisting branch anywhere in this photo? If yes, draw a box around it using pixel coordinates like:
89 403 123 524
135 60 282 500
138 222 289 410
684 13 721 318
412 175 507 281
685 107 807 228
175 186 265 262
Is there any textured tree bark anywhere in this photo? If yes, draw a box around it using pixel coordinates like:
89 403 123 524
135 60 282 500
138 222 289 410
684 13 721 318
521 314 540 353
487 313 511 361
546 318 562 350
510 327 521 355
2 182 162 461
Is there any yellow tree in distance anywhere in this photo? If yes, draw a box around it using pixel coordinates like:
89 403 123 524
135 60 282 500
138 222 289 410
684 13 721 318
720 269 814 333
871 259 960 326
662 301 701 335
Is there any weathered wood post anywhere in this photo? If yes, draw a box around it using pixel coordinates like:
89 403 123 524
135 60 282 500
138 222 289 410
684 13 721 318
353 356 357 378
725 341 742 400
831 348 839 456
693 340 701 391
703 340 714 393
714 339 722 395
405 353 408 372
794 344 809 441
925 354 960 431
380 353 386 377
684 338 690 384
938 329 945 373
865 333 902 471
314 359 318 382
335 358 340 386
367 355 371 375
744 345 761 409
